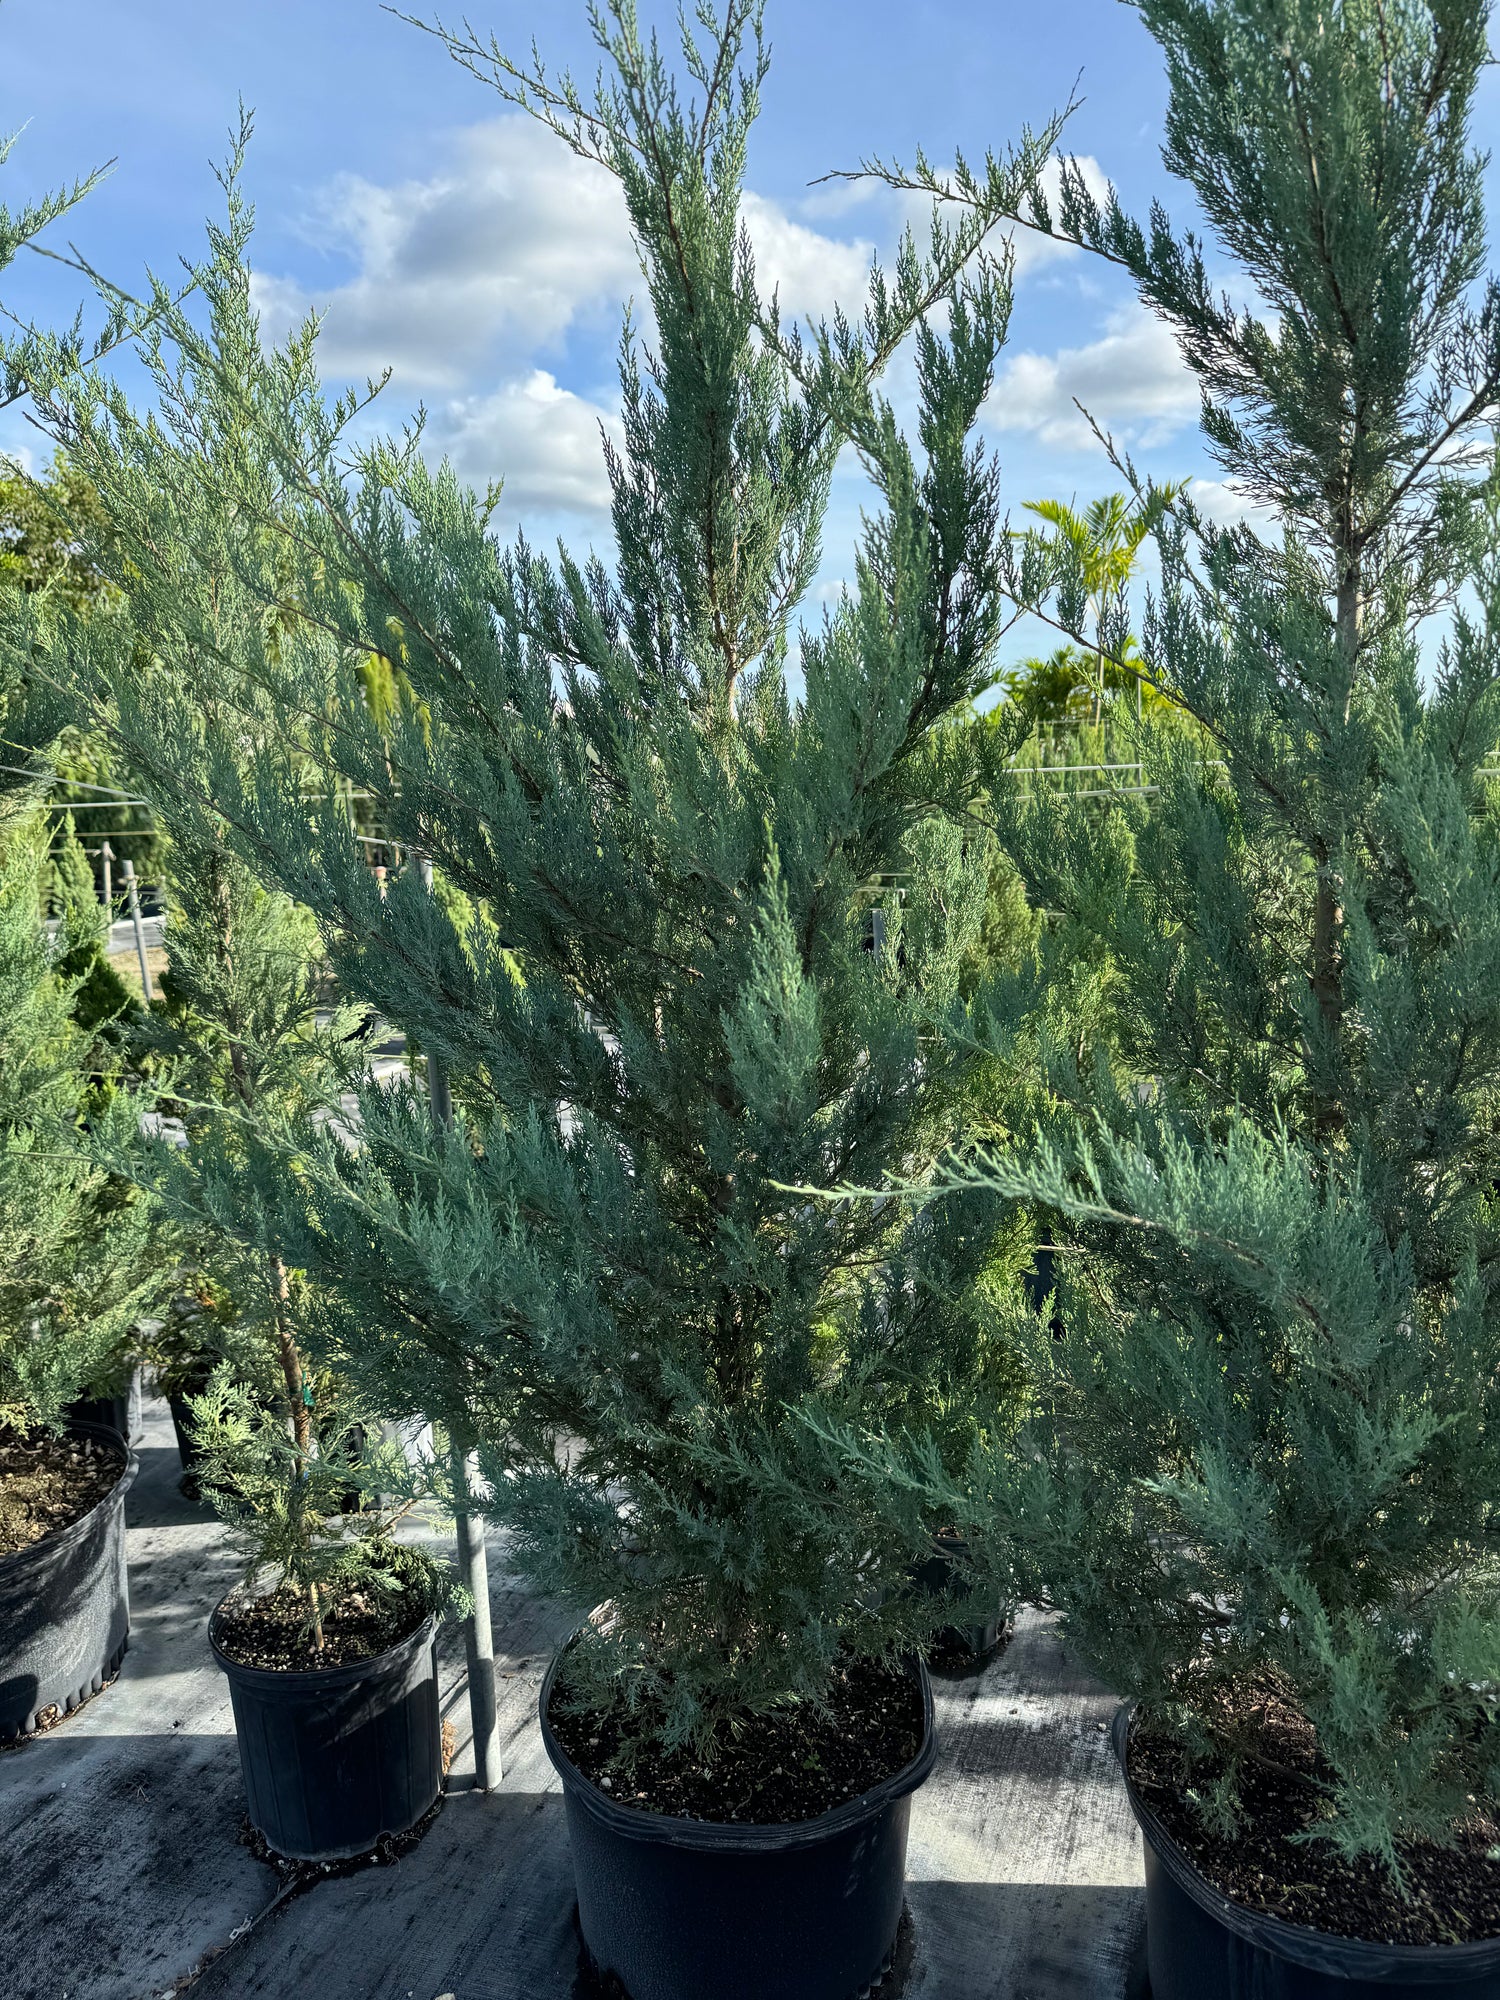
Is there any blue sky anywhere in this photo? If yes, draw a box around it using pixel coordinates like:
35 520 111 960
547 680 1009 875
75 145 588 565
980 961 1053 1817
4 0 1500 672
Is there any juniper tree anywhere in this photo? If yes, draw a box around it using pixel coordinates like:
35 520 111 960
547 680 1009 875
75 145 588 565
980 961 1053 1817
0 810 159 1435
0 443 429 1638
844 0 1500 1873
0 95 112 781
22 2 1057 1750
90 672 432 1644
0 458 165 884
45 812 136 1041
0 76 172 1442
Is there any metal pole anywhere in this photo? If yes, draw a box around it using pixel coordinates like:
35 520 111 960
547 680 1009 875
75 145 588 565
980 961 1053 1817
120 857 153 1000
427 1048 454 1129
450 1426 501 1791
99 839 113 918
418 854 500 1790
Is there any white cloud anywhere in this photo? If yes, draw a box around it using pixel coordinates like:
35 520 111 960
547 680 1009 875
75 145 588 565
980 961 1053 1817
985 304 1200 451
1188 476 1270 529
247 117 888 527
741 192 874 326
426 370 619 526
251 119 638 391
251 117 884 389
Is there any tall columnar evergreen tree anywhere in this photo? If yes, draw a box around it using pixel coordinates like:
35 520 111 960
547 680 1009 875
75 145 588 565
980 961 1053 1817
0 82 109 781
0 810 158 1437
850 0 1500 1875
0 101 165 1442
0 458 165 884
0 97 116 417
45 810 137 1043
21 3 1055 1749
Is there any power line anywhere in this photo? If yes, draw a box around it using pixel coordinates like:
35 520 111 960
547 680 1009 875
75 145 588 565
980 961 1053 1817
47 791 150 805
0 763 151 801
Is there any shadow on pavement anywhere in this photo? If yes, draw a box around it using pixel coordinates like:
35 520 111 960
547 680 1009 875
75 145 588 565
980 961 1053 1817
189 1790 578 2000
188 1822 1146 2000
0 1402 1146 2000
906 1880 1145 1998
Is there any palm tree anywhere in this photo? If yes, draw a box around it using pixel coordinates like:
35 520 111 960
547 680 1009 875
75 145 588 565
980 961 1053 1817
1023 489 1181 725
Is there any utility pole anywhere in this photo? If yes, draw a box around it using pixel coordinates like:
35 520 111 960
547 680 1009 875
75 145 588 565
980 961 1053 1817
120 856 153 1000
99 839 113 918
417 854 500 1790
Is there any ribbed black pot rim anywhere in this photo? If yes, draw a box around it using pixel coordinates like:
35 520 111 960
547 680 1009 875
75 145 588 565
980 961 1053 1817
1113 1703 1500 1979
0 1422 136 1582
210 1601 438 1691
540 1642 937 1853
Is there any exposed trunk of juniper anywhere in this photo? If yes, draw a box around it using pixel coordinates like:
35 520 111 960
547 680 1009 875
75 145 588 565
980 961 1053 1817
189 847 327 1647
1309 548 1362 1139
269 1252 322 1649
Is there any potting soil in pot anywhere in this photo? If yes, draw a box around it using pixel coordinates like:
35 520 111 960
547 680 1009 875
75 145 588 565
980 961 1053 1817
213 1580 432 1672
548 1654 924 1823
0 1430 126 1553
1129 1685 1500 1947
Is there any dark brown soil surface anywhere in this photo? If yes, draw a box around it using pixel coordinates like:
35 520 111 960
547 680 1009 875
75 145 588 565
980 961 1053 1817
214 1580 429 1672
1129 1691 1500 1947
549 1655 925 1826
0 1429 126 1555
239 1785 449 1890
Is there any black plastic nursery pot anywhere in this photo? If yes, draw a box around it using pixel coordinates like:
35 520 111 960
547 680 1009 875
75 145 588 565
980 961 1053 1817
64 1365 144 1447
0 1421 136 1741
540 1647 938 2000
910 1531 1006 1664
1113 1708 1500 1999
211 1606 443 1862
166 1394 204 1480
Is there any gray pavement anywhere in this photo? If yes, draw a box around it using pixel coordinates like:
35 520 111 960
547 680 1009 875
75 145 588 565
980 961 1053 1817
0 1392 1145 2000
0 1397 271 2000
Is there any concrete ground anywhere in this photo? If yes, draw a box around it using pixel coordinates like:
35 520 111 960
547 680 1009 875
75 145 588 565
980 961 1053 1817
0 1392 1145 2000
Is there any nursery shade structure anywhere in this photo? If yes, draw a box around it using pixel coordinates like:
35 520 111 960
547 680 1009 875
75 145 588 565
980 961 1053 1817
853 0 1500 1877
23 0 1054 1752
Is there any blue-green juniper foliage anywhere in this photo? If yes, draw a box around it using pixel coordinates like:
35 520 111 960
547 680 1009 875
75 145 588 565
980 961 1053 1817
0 129 158 1439
846 0 1500 1875
18 2 1054 1749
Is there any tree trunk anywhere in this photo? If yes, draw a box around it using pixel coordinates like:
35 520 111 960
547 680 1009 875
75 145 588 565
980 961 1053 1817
1309 555 1361 1137
269 1251 324 1650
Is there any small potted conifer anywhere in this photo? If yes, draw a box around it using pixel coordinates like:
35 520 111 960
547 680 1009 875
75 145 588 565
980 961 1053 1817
194 1330 450 1863
844 0 1500 1990
116 827 452 1863
27 2 1053 1987
23 592 455 1856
